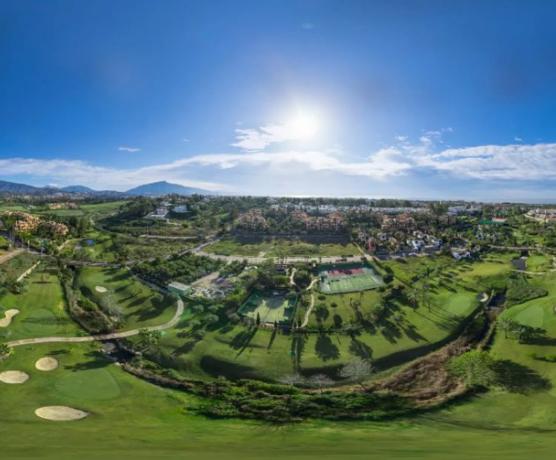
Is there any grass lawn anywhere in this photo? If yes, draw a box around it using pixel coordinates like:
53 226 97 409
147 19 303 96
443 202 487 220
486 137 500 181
76 266 176 330
0 267 81 341
205 238 360 257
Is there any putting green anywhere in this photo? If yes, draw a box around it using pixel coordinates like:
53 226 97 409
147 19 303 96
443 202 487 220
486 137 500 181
55 368 122 401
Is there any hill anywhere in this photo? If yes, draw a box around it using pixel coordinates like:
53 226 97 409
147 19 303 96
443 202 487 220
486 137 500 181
125 181 210 196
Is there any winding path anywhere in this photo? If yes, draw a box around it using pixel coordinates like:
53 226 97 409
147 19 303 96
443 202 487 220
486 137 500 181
6 299 184 348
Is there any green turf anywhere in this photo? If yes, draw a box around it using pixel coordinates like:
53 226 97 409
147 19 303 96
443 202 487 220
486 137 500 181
0 268 81 341
76 266 176 330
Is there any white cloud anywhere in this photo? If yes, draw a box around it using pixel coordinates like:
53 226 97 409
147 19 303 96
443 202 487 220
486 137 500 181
514 136 523 142
0 157 224 192
2 133 556 194
232 124 294 150
118 146 141 152
301 22 315 30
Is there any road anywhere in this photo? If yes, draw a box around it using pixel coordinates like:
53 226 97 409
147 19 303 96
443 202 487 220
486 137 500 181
6 298 184 348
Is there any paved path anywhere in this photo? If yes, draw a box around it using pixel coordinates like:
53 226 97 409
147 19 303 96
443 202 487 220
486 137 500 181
300 294 315 328
6 299 184 348
0 248 24 265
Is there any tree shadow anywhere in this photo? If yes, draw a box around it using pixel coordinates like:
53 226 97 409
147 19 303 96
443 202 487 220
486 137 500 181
230 327 258 356
66 351 109 371
315 334 340 361
494 359 551 394
349 337 373 360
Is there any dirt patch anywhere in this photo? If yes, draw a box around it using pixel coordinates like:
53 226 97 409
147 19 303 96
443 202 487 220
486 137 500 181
0 309 19 328
95 286 107 293
35 406 89 421
0 370 29 384
35 356 59 371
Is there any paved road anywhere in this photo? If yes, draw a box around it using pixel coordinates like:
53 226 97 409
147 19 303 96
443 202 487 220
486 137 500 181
6 298 184 348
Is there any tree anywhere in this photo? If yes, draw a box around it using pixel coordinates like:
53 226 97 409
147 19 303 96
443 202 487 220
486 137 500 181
307 374 334 393
497 317 518 339
0 343 10 359
278 373 305 386
339 357 373 388
136 329 162 353
448 350 497 388
256 312 261 326
406 288 419 307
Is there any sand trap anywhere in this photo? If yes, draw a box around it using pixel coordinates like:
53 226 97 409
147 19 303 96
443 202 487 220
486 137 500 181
0 309 20 328
35 356 59 372
35 406 89 421
95 286 107 293
0 370 29 384
480 292 489 303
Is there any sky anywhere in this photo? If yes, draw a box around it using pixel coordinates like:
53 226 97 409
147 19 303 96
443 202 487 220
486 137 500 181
1 0 556 202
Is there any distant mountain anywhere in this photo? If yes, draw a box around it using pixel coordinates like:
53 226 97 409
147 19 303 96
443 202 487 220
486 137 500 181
125 181 211 197
60 185 96 193
0 179 211 198
0 180 43 194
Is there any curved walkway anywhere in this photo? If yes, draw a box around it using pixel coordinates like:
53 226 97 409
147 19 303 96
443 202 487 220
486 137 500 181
6 299 184 348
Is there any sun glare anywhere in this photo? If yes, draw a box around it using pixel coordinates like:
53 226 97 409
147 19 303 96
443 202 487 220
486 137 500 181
287 110 320 140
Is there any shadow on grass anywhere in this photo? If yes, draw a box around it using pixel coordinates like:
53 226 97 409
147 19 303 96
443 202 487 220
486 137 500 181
315 334 340 361
66 351 109 371
494 359 551 394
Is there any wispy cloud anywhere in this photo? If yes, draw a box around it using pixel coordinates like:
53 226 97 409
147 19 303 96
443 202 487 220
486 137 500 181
232 124 294 150
2 132 556 194
118 146 141 152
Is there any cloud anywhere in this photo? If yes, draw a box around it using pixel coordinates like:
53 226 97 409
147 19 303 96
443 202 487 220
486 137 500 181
2 133 556 195
514 136 523 142
232 124 294 150
0 157 224 192
118 146 141 152
301 22 315 30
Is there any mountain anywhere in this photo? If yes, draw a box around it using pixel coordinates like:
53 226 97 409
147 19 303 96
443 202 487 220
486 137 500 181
0 180 43 194
125 181 211 196
60 185 96 193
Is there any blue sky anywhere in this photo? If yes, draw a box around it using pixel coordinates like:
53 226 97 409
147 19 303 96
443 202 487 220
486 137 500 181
1 0 556 201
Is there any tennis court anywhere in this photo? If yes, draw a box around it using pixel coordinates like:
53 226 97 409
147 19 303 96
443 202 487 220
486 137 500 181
319 263 383 294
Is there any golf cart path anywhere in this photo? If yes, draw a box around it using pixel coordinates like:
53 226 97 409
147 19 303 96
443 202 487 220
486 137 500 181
0 248 24 265
6 298 184 348
300 294 315 328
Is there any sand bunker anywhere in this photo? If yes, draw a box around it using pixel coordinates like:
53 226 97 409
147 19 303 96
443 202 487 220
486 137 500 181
35 356 59 372
35 406 89 421
0 309 20 328
95 286 107 293
0 370 29 384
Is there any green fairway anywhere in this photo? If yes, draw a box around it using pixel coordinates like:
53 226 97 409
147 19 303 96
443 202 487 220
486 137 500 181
0 266 81 341
76 266 176 330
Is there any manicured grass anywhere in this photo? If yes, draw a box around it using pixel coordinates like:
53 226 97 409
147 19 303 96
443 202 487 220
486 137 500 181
76 266 176 330
205 238 360 257
0 267 81 341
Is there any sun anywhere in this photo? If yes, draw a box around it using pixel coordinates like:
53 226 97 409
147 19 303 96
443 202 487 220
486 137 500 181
287 110 320 140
